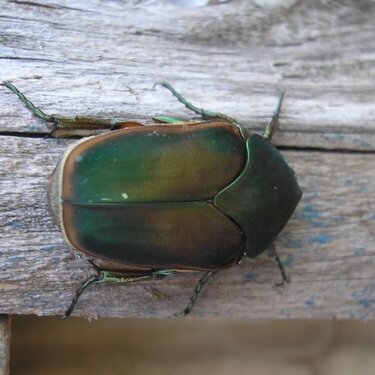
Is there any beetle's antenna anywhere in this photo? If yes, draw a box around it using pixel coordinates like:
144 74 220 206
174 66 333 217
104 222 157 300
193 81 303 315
263 90 285 141
2 81 56 122
60 274 101 319
174 271 217 318
154 81 240 127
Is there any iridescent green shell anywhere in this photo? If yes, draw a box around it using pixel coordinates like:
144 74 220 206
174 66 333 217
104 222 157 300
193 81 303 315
49 121 301 271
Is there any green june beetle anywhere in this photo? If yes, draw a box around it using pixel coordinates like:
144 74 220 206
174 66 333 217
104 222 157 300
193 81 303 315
3 81 302 318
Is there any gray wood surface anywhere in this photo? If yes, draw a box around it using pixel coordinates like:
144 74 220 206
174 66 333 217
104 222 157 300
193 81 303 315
0 316 10 375
0 0 374 319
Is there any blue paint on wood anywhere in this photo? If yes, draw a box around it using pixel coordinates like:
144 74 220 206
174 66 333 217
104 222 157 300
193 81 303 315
309 234 332 245
278 236 303 249
8 255 24 262
287 239 303 248
300 205 327 227
40 245 59 252
329 215 344 224
353 247 366 256
2 255 24 268
10 222 23 230
355 184 369 193
304 299 316 307
243 271 256 282
311 221 326 228
334 134 345 141
282 253 294 267
30 123 42 132
301 205 320 220
357 299 375 309
352 284 375 315
355 139 373 149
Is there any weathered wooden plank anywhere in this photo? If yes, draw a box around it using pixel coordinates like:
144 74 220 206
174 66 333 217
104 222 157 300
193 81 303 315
1 0 375 319
0 135 374 318
0 0 375 150
0 316 10 375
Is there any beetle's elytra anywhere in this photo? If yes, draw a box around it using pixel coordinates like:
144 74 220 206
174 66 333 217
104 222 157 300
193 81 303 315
3 81 302 318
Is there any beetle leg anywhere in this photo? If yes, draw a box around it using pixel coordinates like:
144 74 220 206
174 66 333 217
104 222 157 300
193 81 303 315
50 119 144 138
174 271 217 318
153 116 186 124
263 90 285 141
266 244 290 286
60 274 101 319
60 271 149 319
3 81 143 138
154 81 240 127
2 81 56 122
153 117 211 127
60 268 175 319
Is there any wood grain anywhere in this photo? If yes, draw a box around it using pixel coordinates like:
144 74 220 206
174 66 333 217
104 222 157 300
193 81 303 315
0 316 10 375
0 0 375 150
0 0 374 318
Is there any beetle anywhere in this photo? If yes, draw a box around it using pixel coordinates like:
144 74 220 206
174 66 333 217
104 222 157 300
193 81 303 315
3 81 302 318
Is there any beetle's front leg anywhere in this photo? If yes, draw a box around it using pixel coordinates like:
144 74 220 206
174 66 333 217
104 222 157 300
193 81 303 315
263 90 285 141
266 244 290 286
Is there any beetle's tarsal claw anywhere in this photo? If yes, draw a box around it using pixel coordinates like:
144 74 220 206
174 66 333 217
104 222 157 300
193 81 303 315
59 312 69 320
275 278 289 287
173 309 189 318
275 273 290 287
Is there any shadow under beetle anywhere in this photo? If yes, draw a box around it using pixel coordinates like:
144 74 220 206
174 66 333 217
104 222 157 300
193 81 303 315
2 81 302 318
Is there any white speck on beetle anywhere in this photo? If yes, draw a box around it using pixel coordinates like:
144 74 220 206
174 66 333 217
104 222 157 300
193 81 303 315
75 155 84 163
273 186 278 189
101 198 111 201
121 193 129 199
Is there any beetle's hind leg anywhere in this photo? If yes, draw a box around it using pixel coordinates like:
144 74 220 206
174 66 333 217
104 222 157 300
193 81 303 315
175 271 217 318
60 274 100 319
154 81 239 126
60 267 175 319
2 81 143 138
2 81 56 123
266 244 290 286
